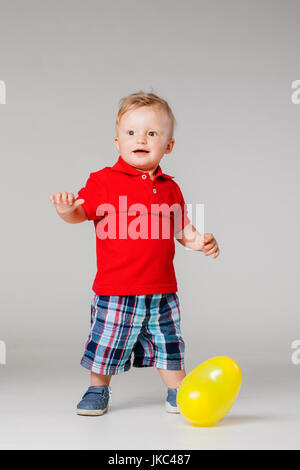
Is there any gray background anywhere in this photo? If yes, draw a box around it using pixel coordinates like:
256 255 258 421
0 0 299 450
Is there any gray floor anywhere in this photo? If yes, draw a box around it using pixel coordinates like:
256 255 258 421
0 353 299 450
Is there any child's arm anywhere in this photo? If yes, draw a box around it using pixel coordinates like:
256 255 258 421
49 192 88 223
176 223 220 258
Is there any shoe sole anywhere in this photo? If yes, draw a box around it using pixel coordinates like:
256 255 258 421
76 406 108 416
165 401 180 414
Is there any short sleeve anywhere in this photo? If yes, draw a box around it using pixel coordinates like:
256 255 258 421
75 172 106 221
173 185 191 235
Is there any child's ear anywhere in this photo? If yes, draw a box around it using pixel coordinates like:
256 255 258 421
165 138 175 154
114 137 120 152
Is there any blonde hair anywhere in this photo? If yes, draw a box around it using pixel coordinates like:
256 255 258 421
115 90 176 139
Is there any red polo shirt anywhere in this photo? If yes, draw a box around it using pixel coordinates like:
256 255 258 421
75 155 191 295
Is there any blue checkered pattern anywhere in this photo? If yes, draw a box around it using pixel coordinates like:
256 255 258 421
80 291 185 375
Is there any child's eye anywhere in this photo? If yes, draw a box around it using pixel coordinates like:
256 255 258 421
127 130 157 136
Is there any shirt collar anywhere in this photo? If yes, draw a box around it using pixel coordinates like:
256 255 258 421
111 155 175 180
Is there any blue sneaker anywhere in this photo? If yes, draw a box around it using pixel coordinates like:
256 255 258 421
165 387 180 413
76 385 111 416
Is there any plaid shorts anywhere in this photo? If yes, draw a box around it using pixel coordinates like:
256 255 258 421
80 291 185 375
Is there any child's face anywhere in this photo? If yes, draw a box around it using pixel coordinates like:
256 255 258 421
114 105 175 172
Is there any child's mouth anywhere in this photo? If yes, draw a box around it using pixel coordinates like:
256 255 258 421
133 150 149 156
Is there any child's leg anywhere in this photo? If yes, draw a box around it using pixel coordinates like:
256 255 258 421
90 371 112 387
157 368 186 389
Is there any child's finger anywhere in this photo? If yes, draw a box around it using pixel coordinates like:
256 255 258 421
205 246 218 256
68 193 74 205
203 242 215 251
203 233 214 244
73 199 85 208
55 192 62 203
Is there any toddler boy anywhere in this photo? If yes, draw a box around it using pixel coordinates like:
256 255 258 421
49 91 219 416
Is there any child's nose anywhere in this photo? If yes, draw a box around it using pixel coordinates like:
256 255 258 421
136 135 147 144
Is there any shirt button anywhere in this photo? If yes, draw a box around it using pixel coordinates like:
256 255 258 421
153 188 157 194
142 174 147 179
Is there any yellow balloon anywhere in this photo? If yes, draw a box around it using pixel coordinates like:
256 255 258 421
177 356 242 427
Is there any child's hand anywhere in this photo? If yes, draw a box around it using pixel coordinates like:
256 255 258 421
49 192 85 215
200 233 220 258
